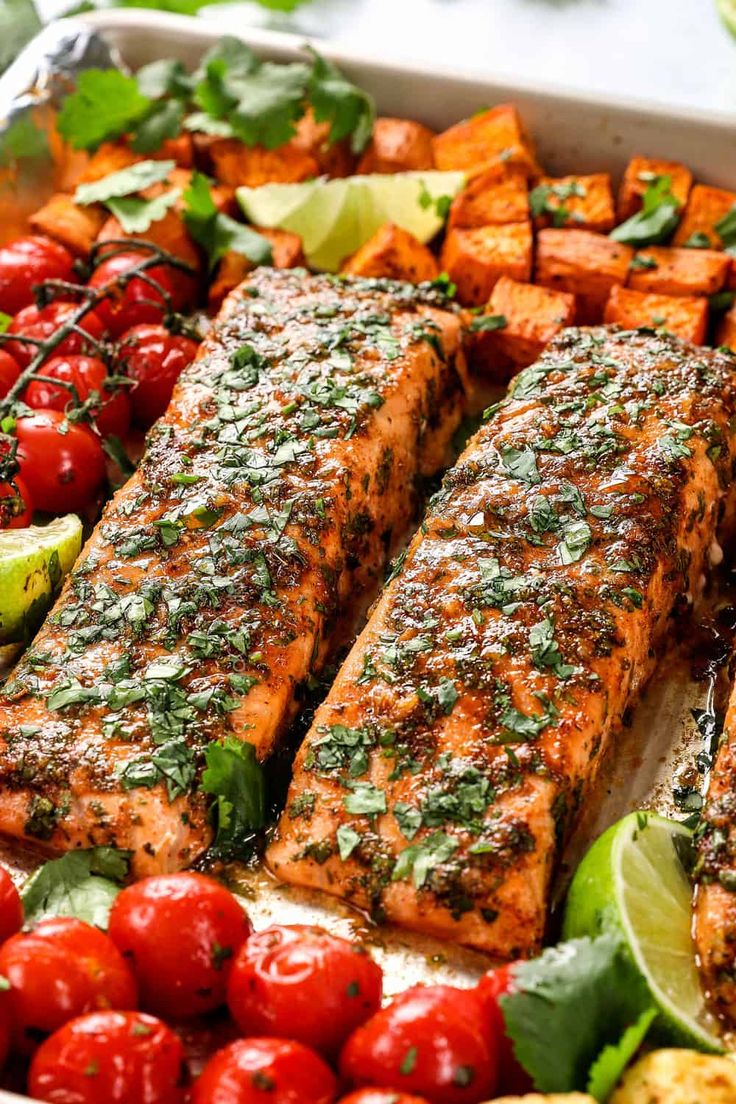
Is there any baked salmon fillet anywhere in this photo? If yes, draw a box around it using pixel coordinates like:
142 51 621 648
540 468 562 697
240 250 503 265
0 269 467 876
268 328 736 958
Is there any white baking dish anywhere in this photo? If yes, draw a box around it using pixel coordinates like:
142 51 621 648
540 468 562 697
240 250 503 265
1 11 735 1101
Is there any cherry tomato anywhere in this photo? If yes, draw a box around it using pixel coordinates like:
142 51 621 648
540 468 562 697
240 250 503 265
5 301 105 369
340 985 498 1104
0 865 22 942
89 252 190 338
24 354 130 439
228 924 382 1059
15 410 106 514
477 965 533 1095
0 473 32 528
28 1010 186 1104
118 324 199 427
0 916 137 1053
338 1093 431 1104
108 872 251 1019
0 348 21 400
0 235 76 316
193 1037 337 1104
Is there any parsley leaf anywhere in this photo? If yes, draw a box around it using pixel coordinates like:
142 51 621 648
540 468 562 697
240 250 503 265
74 159 176 205
22 847 131 929
306 49 375 154
182 172 272 272
57 69 152 152
105 190 181 234
610 174 681 246
201 736 265 860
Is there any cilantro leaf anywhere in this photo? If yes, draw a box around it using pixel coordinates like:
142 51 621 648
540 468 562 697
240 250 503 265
22 847 131 929
306 49 375 154
57 69 152 152
499 444 541 486
132 100 186 154
610 174 681 246
74 159 176 205
136 58 193 100
228 62 311 149
392 832 458 888
470 313 507 333
183 172 272 272
715 204 736 256
201 736 266 860
106 190 181 234
586 1007 656 1102
501 935 652 1093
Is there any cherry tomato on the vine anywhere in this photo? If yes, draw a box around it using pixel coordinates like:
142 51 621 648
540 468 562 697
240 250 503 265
0 235 76 316
227 924 383 1059
0 348 21 400
108 872 251 1019
5 301 105 369
338 1092 432 1104
28 1010 186 1104
24 354 131 439
15 410 106 514
192 1037 337 1104
118 324 198 427
89 251 191 338
477 964 533 1095
0 865 22 942
340 984 498 1104
0 474 32 528
0 916 137 1053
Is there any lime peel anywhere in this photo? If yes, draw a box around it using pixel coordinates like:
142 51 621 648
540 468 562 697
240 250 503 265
0 515 82 644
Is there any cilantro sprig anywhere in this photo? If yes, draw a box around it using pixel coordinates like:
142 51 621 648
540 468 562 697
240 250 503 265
201 736 266 860
22 847 131 929
610 173 682 246
183 172 273 271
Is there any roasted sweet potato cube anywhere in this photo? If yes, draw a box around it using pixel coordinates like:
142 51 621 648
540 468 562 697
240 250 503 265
532 174 615 233
209 139 318 187
604 285 708 344
357 117 435 174
341 223 439 283
441 222 533 306
467 275 575 378
29 194 106 257
293 109 355 178
617 157 692 221
673 185 736 248
98 207 201 271
448 164 528 229
716 303 736 351
208 228 306 309
123 133 194 169
535 228 633 323
628 245 729 297
433 104 540 179
79 142 139 184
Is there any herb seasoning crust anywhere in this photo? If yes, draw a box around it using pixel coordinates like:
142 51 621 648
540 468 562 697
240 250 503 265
268 327 736 958
0 269 467 876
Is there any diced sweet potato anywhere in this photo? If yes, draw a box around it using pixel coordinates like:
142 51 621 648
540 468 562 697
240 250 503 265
208 228 306 310
341 222 439 283
432 104 540 179
441 222 533 306
535 228 633 323
97 207 201 271
532 174 615 233
209 139 318 187
603 285 708 344
293 109 355 178
357 117 435 174
79 143 139 184
467 275 575 379
617 156 692 221
125 133 194 169
672 184 736 248
628 245 729 297
716 302 736 351
448 164 528 229
29 194 106 257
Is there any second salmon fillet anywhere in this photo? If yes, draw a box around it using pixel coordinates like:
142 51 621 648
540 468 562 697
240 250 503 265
268 328 736 958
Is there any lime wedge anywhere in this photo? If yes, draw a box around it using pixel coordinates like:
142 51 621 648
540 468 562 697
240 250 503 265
237 171 466 272
717 0 736 37
0 515 82 644
562 811 723 1053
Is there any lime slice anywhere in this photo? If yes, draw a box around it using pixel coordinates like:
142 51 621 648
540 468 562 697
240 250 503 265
717 0 736 37
0 515 82 644
562 811 723 1053
237 171 466 272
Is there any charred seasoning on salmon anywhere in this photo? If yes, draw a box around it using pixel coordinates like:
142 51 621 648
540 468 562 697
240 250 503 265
268 327 736 959
0 270 467 876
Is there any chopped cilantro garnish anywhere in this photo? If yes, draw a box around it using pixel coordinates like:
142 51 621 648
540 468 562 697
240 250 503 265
610 174 681 246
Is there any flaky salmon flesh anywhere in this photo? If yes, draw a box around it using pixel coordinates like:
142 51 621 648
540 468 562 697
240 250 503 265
268 328 736 959
0 270 467 876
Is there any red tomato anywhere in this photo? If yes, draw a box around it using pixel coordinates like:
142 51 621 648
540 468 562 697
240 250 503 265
227 924 382 1059
89 252 191 338
476 965 533 1095
193 1037 337 1104
338 1093 432 1104
0 348 21 400
108 872 251 1019
0 916 137 1053
0 235 76 316
0 865 22 942
24 354 130 439
0 474 33 528
119 324 199 427
15 410 106 514
340 985 498 1104
28 1010 186 1104
5 301 104 369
